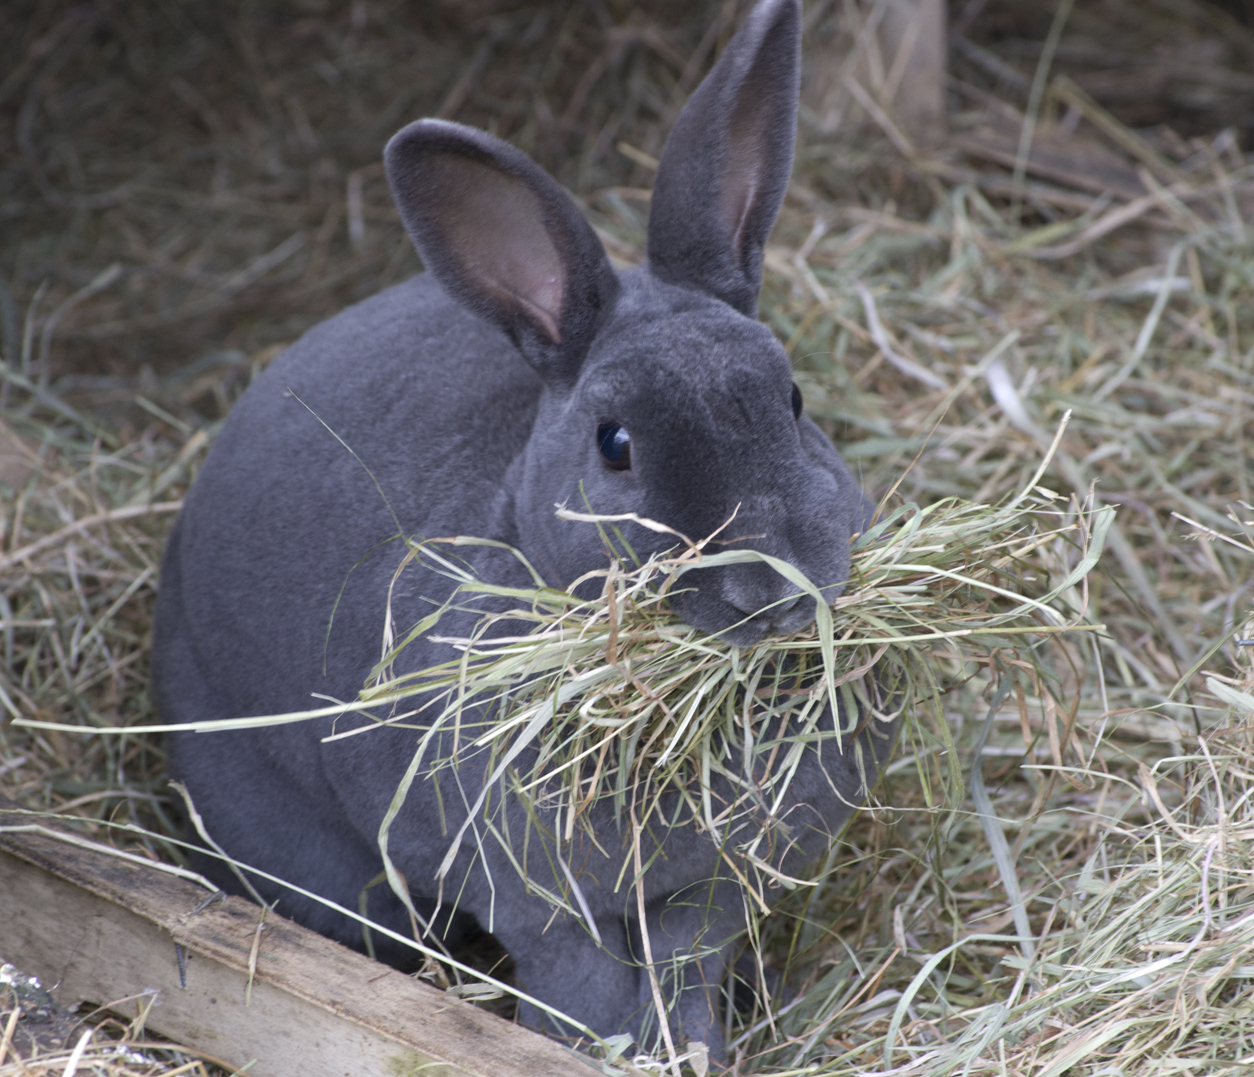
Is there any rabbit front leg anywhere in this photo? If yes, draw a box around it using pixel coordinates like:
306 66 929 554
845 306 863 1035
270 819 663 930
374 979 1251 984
500 884 744 1061
503 911 649 1048
636 878 746 1062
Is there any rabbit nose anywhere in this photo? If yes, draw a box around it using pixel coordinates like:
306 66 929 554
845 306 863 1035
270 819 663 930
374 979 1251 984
722 564 805 621
728 589 802 621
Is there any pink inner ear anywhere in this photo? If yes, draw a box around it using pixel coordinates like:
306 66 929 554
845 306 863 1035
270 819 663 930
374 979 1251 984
432 156 566 343
719 159 761 267
718 92 773 269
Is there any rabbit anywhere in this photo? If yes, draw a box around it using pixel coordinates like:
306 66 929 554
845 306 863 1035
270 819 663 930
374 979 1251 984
152 0 899 1062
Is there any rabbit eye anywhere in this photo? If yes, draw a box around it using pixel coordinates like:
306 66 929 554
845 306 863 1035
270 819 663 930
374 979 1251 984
791 383 803 419
597 422 631 471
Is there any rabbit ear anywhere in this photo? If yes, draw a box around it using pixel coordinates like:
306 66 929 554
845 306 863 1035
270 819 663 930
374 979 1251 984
385 120 619 383
647 0 800 317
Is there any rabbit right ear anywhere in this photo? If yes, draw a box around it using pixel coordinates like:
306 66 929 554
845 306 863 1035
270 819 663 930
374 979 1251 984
385 120 619 385
647 0 800 317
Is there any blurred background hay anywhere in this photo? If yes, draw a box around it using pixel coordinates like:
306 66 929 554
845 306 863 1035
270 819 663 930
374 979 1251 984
2 0 1254 1073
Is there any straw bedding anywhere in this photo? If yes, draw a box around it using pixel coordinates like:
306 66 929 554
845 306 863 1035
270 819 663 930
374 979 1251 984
3 1 1254 1074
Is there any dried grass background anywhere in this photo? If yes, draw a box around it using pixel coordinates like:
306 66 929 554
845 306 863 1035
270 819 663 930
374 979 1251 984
3 0 1254 1074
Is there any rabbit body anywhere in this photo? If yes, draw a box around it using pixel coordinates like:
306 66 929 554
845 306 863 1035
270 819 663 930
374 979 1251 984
154 0 897 1059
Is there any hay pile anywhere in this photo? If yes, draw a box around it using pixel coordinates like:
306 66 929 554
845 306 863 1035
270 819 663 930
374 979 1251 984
3 0 1254 1074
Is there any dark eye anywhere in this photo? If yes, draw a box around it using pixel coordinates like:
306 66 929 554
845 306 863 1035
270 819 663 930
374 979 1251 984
791 383 803 419
597 422 631 471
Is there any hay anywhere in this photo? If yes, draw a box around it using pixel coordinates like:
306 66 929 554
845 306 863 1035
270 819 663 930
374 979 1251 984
736 650 1254 1077
0 390 205 858
265 444 1107 926
3 0 1254 1073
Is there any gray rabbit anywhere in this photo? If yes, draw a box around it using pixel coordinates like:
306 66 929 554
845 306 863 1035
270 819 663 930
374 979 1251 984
153 0 898 1061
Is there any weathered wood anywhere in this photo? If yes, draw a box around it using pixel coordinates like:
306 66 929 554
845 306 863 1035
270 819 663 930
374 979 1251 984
803 0 948 148
880 0 948 144
0 802 595 1077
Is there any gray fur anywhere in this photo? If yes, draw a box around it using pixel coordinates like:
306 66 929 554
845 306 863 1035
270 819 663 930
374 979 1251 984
153 0 897 1060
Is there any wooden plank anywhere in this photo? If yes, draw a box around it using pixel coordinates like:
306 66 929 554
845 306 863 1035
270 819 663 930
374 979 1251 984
0 801 595 1077
880 0 948 144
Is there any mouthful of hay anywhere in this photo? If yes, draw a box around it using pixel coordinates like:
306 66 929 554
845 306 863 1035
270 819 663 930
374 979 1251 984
316 420 1111 948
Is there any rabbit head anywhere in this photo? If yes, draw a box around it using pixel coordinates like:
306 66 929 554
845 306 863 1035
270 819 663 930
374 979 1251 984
385 0 865 645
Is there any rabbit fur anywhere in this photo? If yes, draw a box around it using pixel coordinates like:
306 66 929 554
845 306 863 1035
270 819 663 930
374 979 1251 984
153 0 899 1060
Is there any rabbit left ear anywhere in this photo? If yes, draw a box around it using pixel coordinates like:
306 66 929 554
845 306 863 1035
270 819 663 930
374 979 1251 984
385 120 619 385
646 0 800 318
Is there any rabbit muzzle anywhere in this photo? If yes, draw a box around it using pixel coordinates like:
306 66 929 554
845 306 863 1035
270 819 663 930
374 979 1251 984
646 484 853 645
723 565 814 630
672 560 830 645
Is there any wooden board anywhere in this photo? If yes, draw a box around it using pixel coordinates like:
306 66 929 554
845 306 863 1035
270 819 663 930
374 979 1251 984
880 0 948 143
0 800 595 1077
